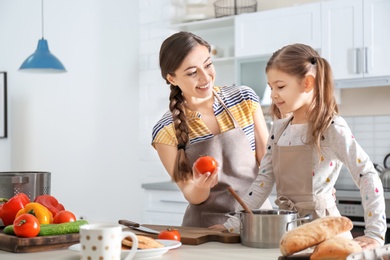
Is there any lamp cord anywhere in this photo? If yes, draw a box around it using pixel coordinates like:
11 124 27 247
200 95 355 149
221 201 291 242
41 0 44 38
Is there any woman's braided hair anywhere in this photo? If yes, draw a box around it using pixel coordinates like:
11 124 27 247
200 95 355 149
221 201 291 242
159 31 211 182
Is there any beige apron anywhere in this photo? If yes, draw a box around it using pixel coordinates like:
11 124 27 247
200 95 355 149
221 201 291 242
182 90 259 228
272 118 352 238
273 118 339 218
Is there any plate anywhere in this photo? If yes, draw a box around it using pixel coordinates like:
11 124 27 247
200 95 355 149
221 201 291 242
68 239 181 259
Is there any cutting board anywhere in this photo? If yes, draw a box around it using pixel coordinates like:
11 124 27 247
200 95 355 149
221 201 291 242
0 228 80 253
126 224 240 245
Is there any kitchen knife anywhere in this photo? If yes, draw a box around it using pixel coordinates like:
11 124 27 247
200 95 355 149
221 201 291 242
118 220 160 235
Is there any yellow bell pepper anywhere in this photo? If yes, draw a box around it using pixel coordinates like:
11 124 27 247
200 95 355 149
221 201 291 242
15 202 53 224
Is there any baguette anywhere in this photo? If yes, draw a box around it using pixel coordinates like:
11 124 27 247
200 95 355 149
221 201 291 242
310 237 362 260
280 216 353 256
122 235 164 249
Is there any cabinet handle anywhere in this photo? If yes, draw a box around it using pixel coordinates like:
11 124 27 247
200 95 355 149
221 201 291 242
355 48 360 74
364 47 369 74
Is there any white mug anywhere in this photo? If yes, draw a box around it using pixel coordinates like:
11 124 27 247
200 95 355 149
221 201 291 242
80 224 138 260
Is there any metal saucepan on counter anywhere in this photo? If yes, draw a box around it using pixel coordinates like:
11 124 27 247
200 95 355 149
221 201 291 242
226 209 312 248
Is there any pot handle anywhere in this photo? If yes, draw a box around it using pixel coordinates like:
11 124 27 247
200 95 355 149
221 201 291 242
225 211 240 221
285 214 312 232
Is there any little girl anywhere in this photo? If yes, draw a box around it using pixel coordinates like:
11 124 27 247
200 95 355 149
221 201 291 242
223 43 386 249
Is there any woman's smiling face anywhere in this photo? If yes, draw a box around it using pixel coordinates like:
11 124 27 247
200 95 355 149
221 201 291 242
166 44 215 101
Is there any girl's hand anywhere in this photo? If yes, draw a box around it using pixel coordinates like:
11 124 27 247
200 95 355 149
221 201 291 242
353 235 381 249
192 165 219 189
208 224 228 232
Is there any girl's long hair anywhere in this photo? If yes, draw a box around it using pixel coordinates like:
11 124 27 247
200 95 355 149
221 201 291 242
159 31 211 182
266 43 338 154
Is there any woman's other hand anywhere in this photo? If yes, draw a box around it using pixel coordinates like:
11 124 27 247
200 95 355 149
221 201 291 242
353 235 381 249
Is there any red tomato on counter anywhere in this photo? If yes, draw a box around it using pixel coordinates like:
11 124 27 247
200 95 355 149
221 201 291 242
194 156 217 174
53 210 76 224
158 227 181 241
13 213 40 238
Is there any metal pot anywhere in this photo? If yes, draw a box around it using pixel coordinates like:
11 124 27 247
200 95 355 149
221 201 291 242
226 209 312 248
375 153 390 189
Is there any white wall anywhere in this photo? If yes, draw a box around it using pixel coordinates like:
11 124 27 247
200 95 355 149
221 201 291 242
0 0 141 223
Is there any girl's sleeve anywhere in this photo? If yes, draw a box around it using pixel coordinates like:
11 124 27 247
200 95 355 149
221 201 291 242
331 120 386 245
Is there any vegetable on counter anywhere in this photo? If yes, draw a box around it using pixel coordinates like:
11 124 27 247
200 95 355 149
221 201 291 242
38 219 88 236
13 214 40 238
3 219 88 237
34 195 65 217
15 202 53 224
53 210 76 224
158 227 181 241
0 193 30 226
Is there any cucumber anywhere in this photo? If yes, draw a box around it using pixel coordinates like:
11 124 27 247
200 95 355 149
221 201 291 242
3 224 15 235
38 220 89 236
2 220 88 237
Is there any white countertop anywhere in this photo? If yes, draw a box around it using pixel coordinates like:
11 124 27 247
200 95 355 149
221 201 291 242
0 241 283 260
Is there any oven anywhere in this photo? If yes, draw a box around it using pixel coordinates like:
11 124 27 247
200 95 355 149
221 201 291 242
335 168 390 243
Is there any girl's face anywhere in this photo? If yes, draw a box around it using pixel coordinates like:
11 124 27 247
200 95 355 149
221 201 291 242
166 44 215 102
267 68 314 121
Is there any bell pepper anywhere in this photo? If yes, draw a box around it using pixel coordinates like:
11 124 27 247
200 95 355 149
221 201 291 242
34 194 65 217
0 193 30 226
16 202 53 224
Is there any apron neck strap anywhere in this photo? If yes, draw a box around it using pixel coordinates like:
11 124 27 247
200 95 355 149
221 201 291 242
273 116 293 143
212 89 240 128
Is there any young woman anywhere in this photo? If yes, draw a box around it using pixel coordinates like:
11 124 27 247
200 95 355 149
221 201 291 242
222 43 386 249
151 31 272 229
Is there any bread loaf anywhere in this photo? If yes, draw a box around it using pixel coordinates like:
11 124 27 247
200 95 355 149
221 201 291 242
122 235 164 249
310 237 362 260
280 216 353 256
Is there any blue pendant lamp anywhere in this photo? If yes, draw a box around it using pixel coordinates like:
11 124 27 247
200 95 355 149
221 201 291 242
19 0 66 73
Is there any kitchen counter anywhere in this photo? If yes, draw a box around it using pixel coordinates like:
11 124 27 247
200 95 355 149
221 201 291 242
141 181 179 191
0 242 284 259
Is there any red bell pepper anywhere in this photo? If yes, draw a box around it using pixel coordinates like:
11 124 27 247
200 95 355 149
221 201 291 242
34 195 65 217
0 193 30 226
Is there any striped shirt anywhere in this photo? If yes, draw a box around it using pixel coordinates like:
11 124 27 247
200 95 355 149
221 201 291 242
151 85 260 153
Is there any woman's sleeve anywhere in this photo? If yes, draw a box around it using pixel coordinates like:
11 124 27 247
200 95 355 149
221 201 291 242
151 121 177 148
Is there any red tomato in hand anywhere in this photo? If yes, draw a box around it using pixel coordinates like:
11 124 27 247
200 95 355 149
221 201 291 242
158 227 181 241
53 210 76 224
13 213 40 238
194 155 217 174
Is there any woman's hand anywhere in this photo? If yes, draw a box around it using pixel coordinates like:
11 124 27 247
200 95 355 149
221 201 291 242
192 165 219 189
353 236 381 249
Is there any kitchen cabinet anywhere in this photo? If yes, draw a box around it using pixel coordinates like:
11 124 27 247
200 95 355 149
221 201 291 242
172 3 322 103
142 182 188 226
321 0 390 87
234 3 321 58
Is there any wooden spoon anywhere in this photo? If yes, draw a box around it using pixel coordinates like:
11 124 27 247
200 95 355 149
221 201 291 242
227 186 253 214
